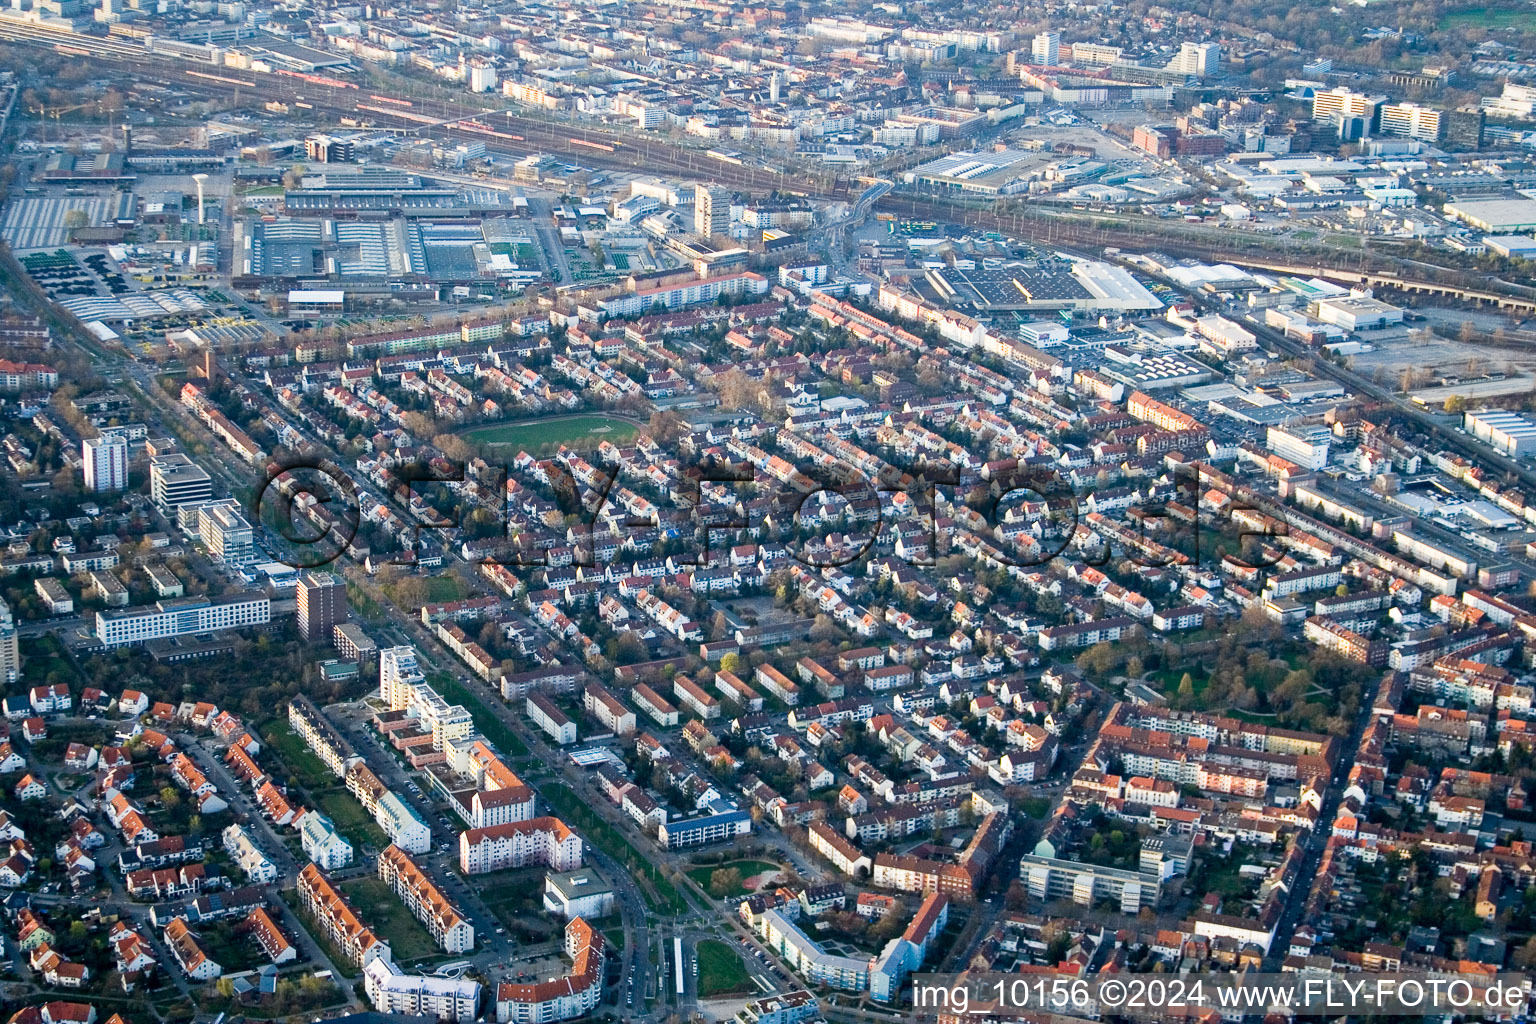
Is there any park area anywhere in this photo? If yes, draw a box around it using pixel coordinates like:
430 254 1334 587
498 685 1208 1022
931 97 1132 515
686 860 783 898
459 414 639 451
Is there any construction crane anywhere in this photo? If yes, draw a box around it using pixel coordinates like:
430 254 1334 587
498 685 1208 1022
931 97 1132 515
29 99 103 144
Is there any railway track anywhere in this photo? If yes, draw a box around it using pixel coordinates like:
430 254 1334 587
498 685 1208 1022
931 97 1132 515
0 27 848 196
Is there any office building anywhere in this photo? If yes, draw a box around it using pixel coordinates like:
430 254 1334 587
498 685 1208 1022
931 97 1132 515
1443 108 1486 150
695 184 730 238
1311 87 1384 128
1170 41 1220 77
1030 31 1059 66
298 571 348 642
1266 425 1332 471
180 500 254 566
95 593 271 648
1378 101 1443 142
149 453 213 511
305 135 354 163
82 434 128 493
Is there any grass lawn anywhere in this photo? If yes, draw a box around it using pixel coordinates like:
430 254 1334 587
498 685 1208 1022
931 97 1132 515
340 877 440 963
261 717 336 790
686 860 782 897
315 789 389 850
1441 4 1529 27
459 415 639 450
695 939 752 998
421 578 463 603
431 673 528 756
541 782 686 915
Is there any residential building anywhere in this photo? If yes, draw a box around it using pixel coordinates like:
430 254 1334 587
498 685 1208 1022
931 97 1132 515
298 571 348 642
459 817 583 874
496 917 603 1023
297 863 392 967
378 845 474 953
695 184 730 237
299 811 354 869
376 793 431 854
365 959 480 1021
82 434 128 493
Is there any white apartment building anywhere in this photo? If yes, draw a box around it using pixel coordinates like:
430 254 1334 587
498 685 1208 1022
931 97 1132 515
82 434 128 493
582 684 636 736
376 792 431 854
1169 41 1220 77
380 646 426 707
365 959 480 1021
459 818 583 875
527 693 576 745
0 598 17 684
221 823 279 884
300 811 355 869
1030 31 1059 66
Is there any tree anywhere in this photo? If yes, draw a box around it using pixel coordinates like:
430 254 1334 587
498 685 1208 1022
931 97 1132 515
159 786 180 808
1444 394 1468 414
714 368 761 412
708 867 743 898
809 614 841 643
1177 673 1195 703
63 209 89 231
647 408 686 442
719 652 741 675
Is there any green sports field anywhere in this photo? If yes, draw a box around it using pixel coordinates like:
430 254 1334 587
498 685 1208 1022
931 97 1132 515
459 415 639 449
